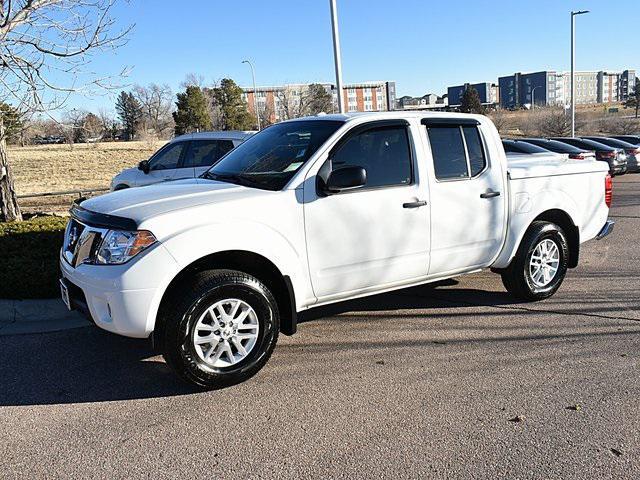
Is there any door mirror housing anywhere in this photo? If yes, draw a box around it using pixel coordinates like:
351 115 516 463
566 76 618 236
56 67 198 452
138 160 150 174
324 166 367 194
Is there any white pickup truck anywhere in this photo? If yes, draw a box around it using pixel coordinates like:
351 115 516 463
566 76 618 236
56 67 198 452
60 112 614 388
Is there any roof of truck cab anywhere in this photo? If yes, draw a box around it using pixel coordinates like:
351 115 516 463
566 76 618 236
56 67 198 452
171 130 255 142
288 111 488 123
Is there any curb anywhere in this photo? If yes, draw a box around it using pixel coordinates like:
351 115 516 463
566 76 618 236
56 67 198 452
0 299 90 336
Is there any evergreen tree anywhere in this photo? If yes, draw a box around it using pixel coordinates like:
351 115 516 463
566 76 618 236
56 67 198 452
0 104 24 142
173 86 212 135
306 84 333 115
625 78 640 118
460 86 485 114
209 79 254 130
115 91 143 140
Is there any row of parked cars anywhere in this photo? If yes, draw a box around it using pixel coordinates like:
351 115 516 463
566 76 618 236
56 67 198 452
502 135 640 176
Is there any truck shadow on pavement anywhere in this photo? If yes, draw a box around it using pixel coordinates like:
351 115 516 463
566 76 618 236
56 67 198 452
0 279 536 407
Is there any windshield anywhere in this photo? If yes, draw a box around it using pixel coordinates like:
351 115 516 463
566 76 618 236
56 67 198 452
203 120 343 190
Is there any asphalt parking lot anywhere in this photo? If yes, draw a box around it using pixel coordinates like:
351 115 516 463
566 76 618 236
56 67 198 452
1 174 638 479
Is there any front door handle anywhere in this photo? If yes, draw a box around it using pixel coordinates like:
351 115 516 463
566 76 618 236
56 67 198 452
403 200 427 208
480 190 501 199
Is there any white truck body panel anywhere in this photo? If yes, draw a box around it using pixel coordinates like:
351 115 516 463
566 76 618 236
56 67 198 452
61 112 611 338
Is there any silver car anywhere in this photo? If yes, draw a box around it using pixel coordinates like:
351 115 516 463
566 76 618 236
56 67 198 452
110 131 254 190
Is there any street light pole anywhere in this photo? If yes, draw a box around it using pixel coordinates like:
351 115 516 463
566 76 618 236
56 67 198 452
531 85 541 110
571 10 589 137
329 0 345 114
242 60 261 131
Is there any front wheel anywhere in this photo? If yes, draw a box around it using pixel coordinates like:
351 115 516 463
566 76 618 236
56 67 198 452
500 221 569 301
161 269 280 389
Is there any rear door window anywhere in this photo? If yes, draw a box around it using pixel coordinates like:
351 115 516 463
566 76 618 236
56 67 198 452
427 124 487 180
183 140 220 168
218 140 235 158
426 126 468 180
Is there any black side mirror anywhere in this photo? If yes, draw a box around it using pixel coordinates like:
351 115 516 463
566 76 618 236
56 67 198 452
138 160 150 174
324 166 367 194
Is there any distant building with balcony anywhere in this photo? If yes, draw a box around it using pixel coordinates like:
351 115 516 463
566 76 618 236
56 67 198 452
498 69 636 109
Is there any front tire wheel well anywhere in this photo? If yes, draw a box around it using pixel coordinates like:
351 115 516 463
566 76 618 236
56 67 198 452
154 250 295 352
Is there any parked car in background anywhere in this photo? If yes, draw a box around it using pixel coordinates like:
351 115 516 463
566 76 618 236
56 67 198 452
582 136 640 173
520 138 596 160
502 139 551 155
551 137 627 175
611 135 640 146
110 131 254 190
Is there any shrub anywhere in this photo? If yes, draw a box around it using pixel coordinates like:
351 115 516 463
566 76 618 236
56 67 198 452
0 216 67 299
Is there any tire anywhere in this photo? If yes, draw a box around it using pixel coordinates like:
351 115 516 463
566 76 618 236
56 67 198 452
113 184 129 191
161 269 280 389
500 221 569 301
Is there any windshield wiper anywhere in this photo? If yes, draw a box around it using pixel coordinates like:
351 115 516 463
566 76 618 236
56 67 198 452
201 171 262 189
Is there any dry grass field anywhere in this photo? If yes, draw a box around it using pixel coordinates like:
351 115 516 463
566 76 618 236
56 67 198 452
9 140 166 195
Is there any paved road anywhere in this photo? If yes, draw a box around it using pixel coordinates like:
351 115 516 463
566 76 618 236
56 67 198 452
1 175 638 479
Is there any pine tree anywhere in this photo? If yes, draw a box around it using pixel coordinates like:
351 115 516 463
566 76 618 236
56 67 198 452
306 84 333 115
625 78 640 118
115 91 143 140
173 86 213 135
460 86 485 114
209 79 254 130
0 104 24 143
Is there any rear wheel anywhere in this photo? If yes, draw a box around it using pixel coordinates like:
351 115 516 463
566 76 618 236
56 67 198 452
500 221 569 301
161 269 279 389
113 184 129 191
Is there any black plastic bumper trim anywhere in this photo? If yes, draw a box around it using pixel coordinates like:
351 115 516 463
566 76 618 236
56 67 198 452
70 204 138 231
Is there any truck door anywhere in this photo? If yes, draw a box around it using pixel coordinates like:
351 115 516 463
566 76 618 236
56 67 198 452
304 120 430 301
422 118 506 275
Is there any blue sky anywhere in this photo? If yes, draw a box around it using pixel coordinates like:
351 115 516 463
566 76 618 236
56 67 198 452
72 0 638 112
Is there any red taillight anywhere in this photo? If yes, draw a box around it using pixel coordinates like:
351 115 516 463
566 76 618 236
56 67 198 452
628 148 640 155
604 174 613 208
569 153 589 160
598 151 616 159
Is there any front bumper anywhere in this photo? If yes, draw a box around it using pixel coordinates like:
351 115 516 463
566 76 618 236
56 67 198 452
596 220 615 240
59 243 179 338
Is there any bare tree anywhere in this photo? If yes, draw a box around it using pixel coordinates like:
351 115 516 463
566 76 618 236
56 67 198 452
275 88 311 120
527 107 572 137
487 109 511 136
258 102 275 128
97 107 118 140
180 73 206 89
62 109 90 143
133 83 174 138
0 0 132 222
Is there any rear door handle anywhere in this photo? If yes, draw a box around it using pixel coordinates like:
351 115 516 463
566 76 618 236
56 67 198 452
480 190 501 199
403 200 427 208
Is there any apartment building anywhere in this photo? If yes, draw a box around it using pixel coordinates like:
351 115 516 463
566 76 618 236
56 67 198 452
242 81 396 123
447 82 499 107
498 69 635 109
396 93 447 109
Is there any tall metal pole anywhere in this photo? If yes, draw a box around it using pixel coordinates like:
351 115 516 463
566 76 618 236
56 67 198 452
329 0 345 114
531 85 541 110
570 10 589 137
242 60 261 131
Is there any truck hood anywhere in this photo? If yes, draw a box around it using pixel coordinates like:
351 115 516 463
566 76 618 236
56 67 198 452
80 178 268 224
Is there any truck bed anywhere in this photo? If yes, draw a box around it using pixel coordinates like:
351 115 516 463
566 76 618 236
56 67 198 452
507 155 607 180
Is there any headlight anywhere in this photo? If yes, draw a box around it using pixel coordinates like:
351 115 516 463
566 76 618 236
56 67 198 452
96 230 157 265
